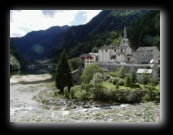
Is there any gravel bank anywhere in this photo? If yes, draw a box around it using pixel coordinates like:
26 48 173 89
10 74 160 122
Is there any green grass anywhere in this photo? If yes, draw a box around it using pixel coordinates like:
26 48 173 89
102 82 134 91
102 82 115 90
107 72 119 77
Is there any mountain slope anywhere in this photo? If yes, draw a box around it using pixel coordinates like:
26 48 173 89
127 10 160 50
11 10 159 64
48 10 150 62
10 40 29 69
11 25 69 62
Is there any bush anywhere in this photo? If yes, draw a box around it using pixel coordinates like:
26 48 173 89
127 91 136 102
70 87 75 99
97 89 109 101
107 77 113 83
81 64 103 83
116 81 119 89
142 73 149 85
112 78 118 85
119 80 124 86
80 83 92 93
118 66 126 78
125 76 131 87
54 89 60 96
79 90 88 100
63 87 70 98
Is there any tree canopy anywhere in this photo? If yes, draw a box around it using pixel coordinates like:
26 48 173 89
55 49 73 92
81 64 103 83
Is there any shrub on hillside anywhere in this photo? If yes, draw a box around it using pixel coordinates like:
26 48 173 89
119 80 124 86
112 78 118 85
63 87 70 99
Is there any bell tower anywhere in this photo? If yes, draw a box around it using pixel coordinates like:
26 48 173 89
121 26 129 46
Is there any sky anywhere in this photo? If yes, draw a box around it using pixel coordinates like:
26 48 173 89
10 10 102 37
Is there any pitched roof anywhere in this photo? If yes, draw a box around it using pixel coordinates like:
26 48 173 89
137 46 158 51
137 69 153 74
80 54 90 58
99 44 129 50
89 53 98 56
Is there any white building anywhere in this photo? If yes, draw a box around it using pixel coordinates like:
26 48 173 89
98 26 133 63
84 53 98 68
98 26 160 64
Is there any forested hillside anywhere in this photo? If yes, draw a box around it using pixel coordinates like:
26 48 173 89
11 25 69 62
10 10 160 63
50 10 151 62
10 40 29 70
127 10 160 50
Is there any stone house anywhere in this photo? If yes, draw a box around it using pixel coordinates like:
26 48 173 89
134 46 160 64
71 68 82 84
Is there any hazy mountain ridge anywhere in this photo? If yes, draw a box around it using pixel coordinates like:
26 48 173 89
11 25 69 62
10 10 159 63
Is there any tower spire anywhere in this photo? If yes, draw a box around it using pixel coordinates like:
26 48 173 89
123 26 127 38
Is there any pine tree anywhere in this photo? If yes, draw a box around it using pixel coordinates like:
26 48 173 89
125 76 131 87
130 68 137 84
118 66 126 78
55 49 73 92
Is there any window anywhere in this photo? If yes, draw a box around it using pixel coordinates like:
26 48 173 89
128 57 130 61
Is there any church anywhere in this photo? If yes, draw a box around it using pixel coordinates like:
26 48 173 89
98 26 133 63
98 26 160 64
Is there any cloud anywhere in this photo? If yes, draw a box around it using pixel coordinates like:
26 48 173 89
10 10 21 22
41 10 62 17
70 11 87 25
10 10 102 37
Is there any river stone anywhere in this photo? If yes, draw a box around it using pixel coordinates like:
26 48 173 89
135 112 142 116
52 107 60 110
71 105 77 109
83 105 90 108
42 105 50 110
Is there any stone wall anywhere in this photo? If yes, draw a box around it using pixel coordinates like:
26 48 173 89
99 63 147 73
71 69 82 84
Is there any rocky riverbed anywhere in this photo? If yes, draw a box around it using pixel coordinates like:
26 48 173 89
10 74 160 122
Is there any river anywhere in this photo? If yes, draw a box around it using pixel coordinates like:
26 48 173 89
10 71 160 122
